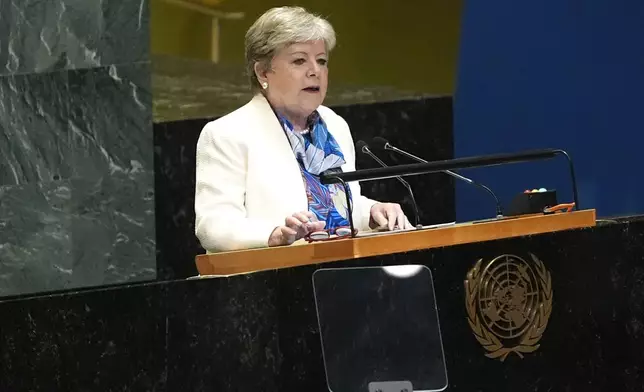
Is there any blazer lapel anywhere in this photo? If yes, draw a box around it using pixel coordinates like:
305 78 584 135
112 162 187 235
246 94 308 210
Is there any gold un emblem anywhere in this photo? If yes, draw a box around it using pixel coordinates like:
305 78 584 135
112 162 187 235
465 254 553 361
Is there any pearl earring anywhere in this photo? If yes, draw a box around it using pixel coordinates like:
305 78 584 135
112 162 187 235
261 82 268 89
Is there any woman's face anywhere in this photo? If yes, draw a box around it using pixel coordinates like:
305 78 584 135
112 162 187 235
258 40 328 127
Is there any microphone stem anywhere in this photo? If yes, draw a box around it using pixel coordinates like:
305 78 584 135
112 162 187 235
364 149 422 228
476 182 504 218
386 144 504 218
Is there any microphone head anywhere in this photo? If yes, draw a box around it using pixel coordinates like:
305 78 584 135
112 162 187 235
371 137 389 151
356 140 370 153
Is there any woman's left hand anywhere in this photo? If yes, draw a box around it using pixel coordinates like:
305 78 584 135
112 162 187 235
369 203 413 231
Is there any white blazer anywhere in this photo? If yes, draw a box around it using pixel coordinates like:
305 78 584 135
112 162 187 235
195 94 378 253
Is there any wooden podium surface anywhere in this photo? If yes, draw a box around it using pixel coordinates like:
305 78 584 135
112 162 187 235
195 209 596 276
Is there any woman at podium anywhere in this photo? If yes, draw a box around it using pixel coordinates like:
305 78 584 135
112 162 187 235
195 6 411 252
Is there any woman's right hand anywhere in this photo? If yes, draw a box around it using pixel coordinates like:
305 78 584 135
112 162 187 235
268 211 326 247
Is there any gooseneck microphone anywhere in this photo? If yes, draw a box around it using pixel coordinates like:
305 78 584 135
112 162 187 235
371 137 504 218
356 140 422 229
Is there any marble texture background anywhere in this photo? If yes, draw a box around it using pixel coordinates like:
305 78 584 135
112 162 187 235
0 0 155 297
151 54 435 123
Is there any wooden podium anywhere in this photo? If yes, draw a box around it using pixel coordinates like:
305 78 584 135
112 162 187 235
195 209 596 276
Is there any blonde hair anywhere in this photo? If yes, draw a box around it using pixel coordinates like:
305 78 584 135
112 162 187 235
244 6 336 90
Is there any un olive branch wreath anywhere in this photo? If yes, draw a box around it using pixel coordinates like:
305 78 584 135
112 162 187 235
465 254 553 362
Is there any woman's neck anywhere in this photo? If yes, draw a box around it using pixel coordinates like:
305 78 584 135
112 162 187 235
265 96 309 131
281 110 308 131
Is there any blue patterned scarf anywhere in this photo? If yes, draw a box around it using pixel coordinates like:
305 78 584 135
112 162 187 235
278 112 346 175
277 111 352 229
